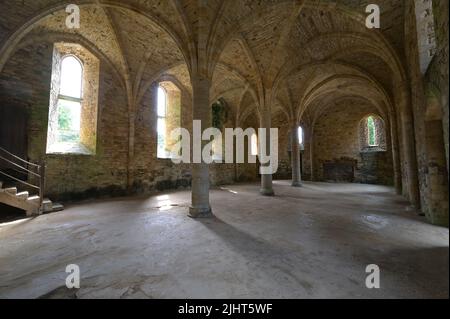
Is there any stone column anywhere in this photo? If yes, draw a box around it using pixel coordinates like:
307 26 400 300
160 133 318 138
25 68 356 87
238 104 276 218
309 126 315 181
424 120 449 226
389 113 402 195
291 123 302 187
399 83 420 208
189 76 213 218
260 114 274 196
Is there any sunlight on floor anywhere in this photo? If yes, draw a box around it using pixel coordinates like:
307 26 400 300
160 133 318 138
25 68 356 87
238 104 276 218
156 194 172 211
220 187 238 194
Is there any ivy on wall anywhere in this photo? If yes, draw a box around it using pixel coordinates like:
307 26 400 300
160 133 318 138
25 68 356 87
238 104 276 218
212 99 228 129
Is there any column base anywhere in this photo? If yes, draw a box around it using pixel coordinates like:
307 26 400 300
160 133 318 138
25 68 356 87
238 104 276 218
291 181 303 187
188 206 213 218
260 188 274 196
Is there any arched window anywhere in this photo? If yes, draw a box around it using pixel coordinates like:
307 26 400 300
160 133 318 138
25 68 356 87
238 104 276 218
60 56 83 99
298 126 304 145
367 116 377 146
251 133 258 156
46 43 99 155
56 56 83 144
156 81 181 159
157 86 168 159
359 115 386 151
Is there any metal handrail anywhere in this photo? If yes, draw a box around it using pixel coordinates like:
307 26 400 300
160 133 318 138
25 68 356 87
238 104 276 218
0 155 40 177
0 146 45 209
0 171 40 190
0 146 40 167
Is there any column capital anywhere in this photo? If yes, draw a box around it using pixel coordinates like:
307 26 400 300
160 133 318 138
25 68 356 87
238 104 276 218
190 74 212 87
290 119 299 128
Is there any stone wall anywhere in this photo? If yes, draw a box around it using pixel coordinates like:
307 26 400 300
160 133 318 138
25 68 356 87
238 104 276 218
312 100 394 185
0 38 253 201
404 0 449 226
0 38 130 201
429 0 449 170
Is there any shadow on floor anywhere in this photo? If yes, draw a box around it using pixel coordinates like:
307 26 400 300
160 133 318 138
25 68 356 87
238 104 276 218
378 246 449 297
38 286 78 299
0 203 27 223
198 214 449 298
197 215 283 257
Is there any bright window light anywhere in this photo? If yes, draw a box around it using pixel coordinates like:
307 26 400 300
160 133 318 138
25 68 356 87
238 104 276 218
157 86 168 158
251 133 258 156
298 126 304 145
60 56 82 98
157 86 167 117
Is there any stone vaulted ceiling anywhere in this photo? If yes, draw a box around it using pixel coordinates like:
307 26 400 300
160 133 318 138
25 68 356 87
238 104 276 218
0 0 407 125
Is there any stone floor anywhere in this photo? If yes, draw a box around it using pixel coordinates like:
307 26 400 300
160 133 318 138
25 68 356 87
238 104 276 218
0 181 448 299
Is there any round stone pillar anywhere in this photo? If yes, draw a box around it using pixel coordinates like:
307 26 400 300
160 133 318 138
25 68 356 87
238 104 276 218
399 83 420 208
389 113 402 195
189 76 213 218
259 114 274 196
291 123 302 187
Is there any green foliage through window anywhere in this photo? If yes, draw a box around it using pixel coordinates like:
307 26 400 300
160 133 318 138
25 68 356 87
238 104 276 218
58 105 72 131
57 100 81 143
212 100 227 129
367 116 377 146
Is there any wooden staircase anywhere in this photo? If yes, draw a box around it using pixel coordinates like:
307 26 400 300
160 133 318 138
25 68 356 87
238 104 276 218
0 147 63 216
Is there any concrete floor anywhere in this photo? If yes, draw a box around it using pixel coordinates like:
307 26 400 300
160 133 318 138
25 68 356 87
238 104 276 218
0 181 448 299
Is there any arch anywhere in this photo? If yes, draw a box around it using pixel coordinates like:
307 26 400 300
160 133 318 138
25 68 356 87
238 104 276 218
272 60 395 126
212 2 407 93
208 1 294 78
0 1 190 74
297 74 390 123
270 33 407 112
13 31 126 89
136 62 188 107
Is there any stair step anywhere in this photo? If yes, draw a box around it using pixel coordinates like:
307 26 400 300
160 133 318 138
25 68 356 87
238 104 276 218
16 191 29 200
4 187 17 195
51 203 65 212
42 199 53 212
27 195 40 204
